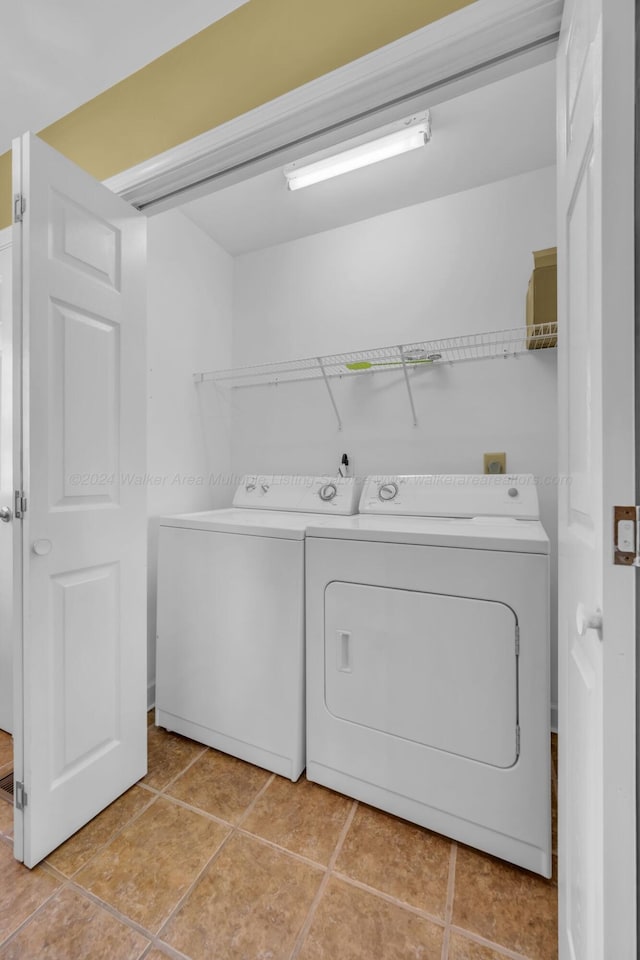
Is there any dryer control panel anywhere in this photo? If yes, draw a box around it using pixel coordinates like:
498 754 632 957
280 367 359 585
233 475 363 514
359 474 541 519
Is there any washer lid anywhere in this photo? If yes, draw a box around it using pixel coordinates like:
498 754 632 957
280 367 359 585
306 513 549 553
159 507 319 539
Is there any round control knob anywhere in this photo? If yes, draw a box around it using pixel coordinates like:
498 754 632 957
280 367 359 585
508 487 519 498
378 482 399 502
261 483 270 494
245 482 256 492
319 483 338 502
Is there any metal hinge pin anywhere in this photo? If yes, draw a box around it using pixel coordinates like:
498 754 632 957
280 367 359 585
15 781 27 810
13 194 25 223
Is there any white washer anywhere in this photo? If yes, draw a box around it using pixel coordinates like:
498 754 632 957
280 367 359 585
305 474 551 876
155 475 361 781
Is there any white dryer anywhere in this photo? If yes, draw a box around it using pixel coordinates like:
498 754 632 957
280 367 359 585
305 474 551 876
155 475 361 781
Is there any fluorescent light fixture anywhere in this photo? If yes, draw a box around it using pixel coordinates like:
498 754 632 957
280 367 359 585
283 112 431 191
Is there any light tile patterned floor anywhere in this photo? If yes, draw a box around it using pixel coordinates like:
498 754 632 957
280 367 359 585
0 723 558 960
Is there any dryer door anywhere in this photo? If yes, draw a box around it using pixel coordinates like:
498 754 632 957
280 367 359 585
325 583 518 768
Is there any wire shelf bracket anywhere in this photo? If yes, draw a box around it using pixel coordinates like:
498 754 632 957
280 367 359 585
397 345 418 427
317 356 343 431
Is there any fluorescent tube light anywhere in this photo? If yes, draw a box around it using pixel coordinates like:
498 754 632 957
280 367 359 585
283 113 431 191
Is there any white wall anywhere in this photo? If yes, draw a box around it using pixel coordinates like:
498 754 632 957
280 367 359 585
230 167 559 723
146 210 233 705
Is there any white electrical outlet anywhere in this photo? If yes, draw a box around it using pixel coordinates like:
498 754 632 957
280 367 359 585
484 452 506 474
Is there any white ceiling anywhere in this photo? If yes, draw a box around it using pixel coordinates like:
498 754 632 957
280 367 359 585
181 60 556 257
0 0 250 154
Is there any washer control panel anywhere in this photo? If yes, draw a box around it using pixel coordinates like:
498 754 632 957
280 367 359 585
234 476 362 514
360 475 540 519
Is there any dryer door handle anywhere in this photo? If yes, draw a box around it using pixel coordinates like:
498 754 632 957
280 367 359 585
337 631 352 672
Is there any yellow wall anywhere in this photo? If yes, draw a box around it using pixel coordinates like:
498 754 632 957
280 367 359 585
0 0 475 228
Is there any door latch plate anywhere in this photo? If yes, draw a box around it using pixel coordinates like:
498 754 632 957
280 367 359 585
614 506 638 565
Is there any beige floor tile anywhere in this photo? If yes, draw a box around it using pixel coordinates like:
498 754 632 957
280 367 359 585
75 797 229 933
142 952 173 960
0 733 12 771
143 725 205 791
452 846 558 960
161 833 322 960
167 749 270 824
335 804 451 916
0 802 13 839
46 786 153 877
242 775 352 864
0 887 149 960
0 842 60 944
147 710 155 727
448 932 511 959
298 877 444 960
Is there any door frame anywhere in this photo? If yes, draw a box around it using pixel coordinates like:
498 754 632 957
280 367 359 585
2 189 25 863
0 226 15 739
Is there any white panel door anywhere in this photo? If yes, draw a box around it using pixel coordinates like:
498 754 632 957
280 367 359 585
556 1 636 957
12 133 147 868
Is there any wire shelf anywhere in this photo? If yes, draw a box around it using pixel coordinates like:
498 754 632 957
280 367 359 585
194 323 557 430
194 324 557 387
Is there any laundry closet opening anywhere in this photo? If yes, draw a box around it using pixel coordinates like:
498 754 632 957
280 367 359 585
143 57 558 719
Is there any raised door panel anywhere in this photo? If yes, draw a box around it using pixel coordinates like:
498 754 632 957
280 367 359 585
51 565 120 784
50 189 121 290
49 302 120 507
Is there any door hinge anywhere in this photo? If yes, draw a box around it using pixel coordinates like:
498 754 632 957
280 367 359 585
15 781 27 810
14 491 27 518
13 194 25 223
515 623 520 656
515 725 521 758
